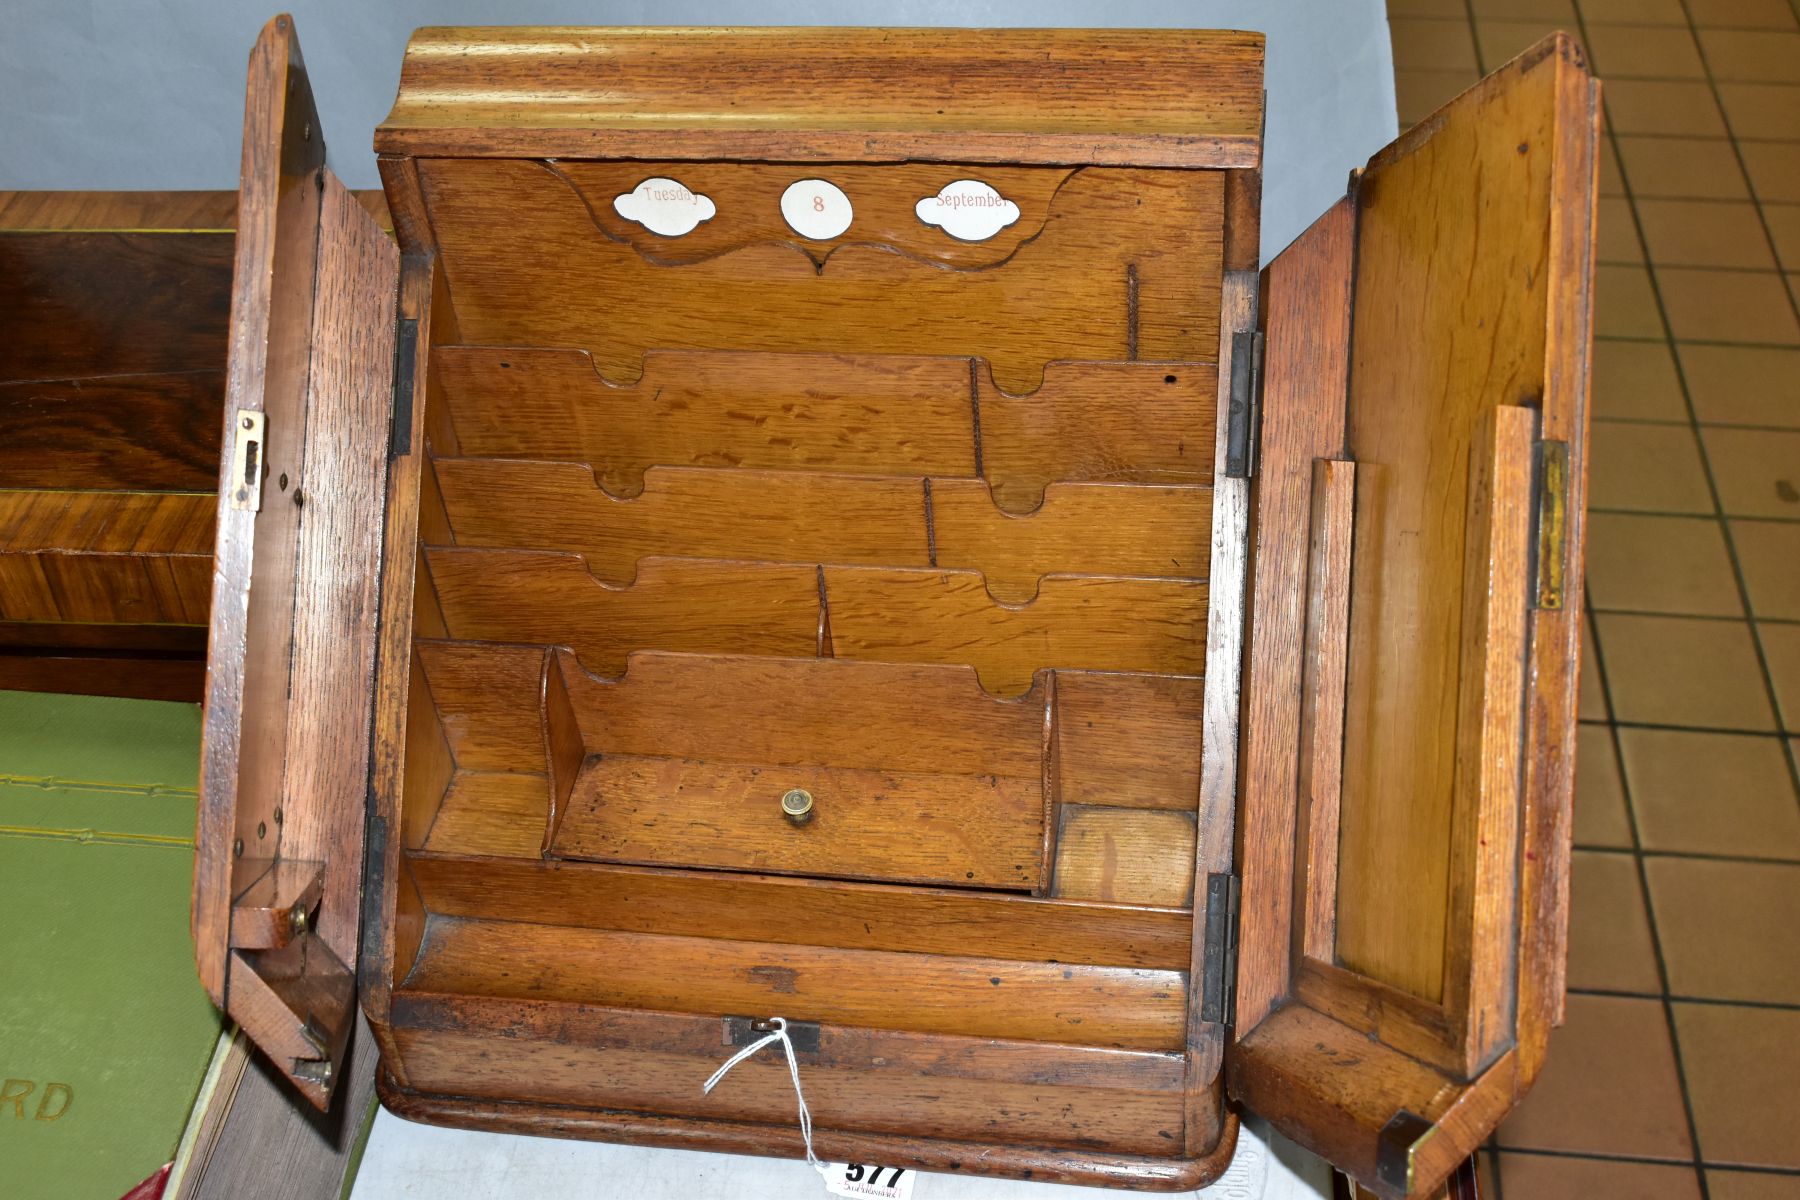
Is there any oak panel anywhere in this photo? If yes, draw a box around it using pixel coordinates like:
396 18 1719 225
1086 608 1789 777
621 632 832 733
932 481 1211 603
1333 41 1570 1005
824 568 1208 696
1054 671 1205 811
392 1021 1184 1155
405 916 1188 1050
1053 806 1198 908
980 363 1219 513
435 460 932 580
422 771 549 859
547 162 1075 267
413 640 548 773
556 649 1049 780
418 159 1222 394
433 348 1217 511
378 27 1264 167
434 347 979 493
425 550 823 674
405 852 1191 969
549 755 1044 890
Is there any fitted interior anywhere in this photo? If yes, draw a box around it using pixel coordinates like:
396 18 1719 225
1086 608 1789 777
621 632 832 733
389 160 1229 1065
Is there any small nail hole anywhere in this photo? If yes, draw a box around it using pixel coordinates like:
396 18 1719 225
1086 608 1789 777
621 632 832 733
1163 374 1178 384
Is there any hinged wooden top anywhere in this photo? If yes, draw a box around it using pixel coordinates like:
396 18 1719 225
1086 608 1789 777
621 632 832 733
374 26 1265 167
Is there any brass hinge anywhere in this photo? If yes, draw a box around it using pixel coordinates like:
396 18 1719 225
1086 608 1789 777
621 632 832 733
389 316 420 459
1223 330 1264 479
228 409 266 512
1535 440 1570 609
1199 872 1240 1026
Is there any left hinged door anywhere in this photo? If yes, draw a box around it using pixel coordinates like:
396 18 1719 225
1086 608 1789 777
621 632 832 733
192 12 401 1109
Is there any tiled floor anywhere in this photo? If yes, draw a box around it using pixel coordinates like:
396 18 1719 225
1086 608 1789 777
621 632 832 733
1387 0 1800 1195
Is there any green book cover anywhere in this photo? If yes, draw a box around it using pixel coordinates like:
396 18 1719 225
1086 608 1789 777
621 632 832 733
0 690 224 1199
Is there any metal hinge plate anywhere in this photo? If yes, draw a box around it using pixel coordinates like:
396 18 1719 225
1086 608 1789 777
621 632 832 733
724 1015 821 1055
1199 872 1240 1026
1224 330 1264 479
1535 439 1570 609
228 409 266 512
389 316 420 459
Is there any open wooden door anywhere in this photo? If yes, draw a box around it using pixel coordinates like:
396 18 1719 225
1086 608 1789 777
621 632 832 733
1229 34 1598 1199
192 14 400 1109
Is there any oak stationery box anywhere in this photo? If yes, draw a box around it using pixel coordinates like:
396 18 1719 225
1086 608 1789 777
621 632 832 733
192 16 1598 1198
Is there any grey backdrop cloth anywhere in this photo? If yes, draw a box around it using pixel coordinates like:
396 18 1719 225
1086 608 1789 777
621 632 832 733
0 0 1396 262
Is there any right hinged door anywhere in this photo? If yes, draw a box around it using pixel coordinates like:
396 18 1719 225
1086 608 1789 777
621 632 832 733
1229 34 1598 1200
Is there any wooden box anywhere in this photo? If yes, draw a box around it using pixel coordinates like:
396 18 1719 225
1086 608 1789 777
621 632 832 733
179 16 1598 1199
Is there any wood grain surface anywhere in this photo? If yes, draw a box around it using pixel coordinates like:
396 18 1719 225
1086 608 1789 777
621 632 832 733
404 852 1192 969
544 161 1075 267
1332 35 1570 1009
434 347 1218 511
1226 35 1597 1200
425 551 823 673
1053 806 1198 907
377 27 1264 167
404 916 1187 1050
195 14 399 1111
825 568 1208 695
419 160 1221 394
434 458 1210 601
551 756 1046 890
0 490 213 624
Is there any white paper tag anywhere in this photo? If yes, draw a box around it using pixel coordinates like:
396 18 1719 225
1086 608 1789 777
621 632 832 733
822 1162 916 1200
781 178 854 240
914 179 1022 242
612 176 717 237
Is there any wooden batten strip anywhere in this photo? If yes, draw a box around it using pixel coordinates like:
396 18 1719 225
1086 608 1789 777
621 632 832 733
390 991 1187 1093
404 915 1188 1051
406 850 1192 969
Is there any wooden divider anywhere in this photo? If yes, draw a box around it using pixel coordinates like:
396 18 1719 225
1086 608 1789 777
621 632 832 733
436 460 933 580
825 567 1208 695
432 347 1217 511
424 550 823 675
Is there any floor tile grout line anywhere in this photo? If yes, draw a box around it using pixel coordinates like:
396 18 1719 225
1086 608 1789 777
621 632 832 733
1591 333 1800 349
1590 505 1800 525
1494 1142 1800 1175
1576 844 1800 867
1579 586 1713 1194
1598 22 1800 766
1676 0 1800 825
1572 986 1800 1012
1601 259 1792 275
1588 414 1800 432
1580 716 1794 737
1570 9 1717 1181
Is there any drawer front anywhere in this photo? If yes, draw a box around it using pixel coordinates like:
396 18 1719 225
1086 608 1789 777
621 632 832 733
540 650 1050 891
550 757 1045 890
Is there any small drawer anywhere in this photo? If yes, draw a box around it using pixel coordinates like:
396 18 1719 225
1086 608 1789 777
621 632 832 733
540 649 1052 891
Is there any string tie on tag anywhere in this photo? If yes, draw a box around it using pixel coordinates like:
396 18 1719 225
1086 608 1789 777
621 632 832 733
703 1017 829 1178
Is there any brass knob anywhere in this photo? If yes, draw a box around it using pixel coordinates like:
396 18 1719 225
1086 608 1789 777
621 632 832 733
780 788 815 825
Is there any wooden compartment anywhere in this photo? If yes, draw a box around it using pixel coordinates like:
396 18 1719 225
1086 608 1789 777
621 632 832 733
184 19 1597 1200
